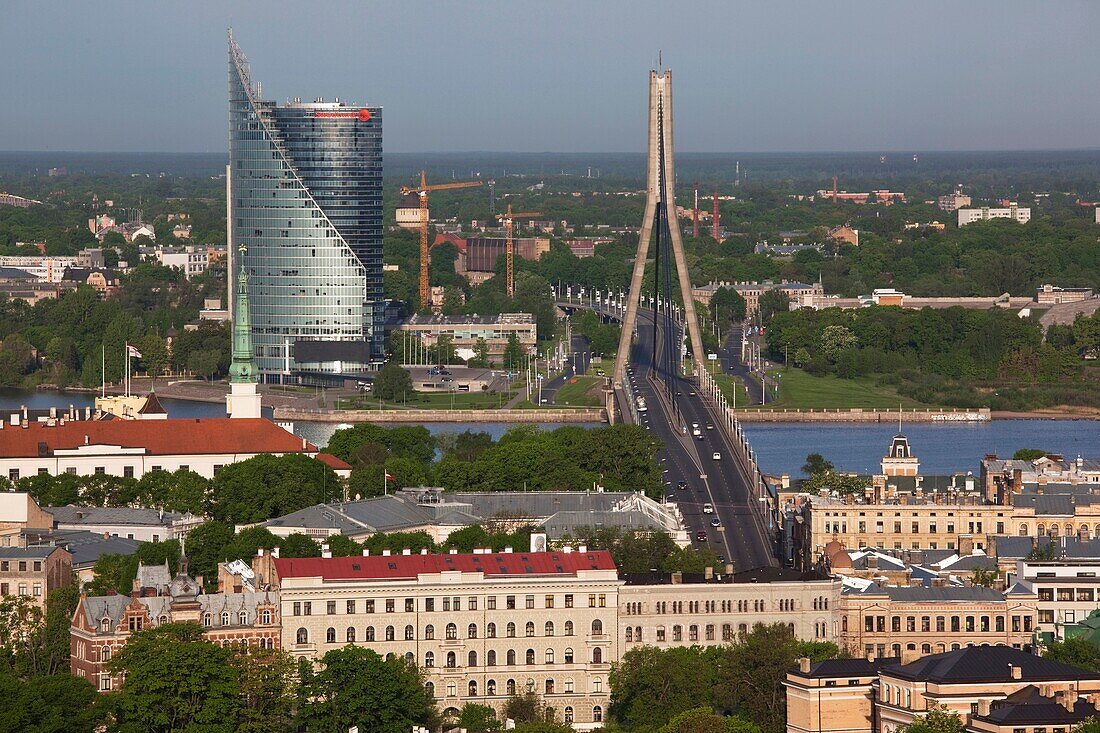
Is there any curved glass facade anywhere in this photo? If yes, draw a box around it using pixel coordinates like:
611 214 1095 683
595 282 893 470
228 37 383 377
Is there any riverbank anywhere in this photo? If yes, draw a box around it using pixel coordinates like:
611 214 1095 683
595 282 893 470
273 407 607 423
734 407 992 422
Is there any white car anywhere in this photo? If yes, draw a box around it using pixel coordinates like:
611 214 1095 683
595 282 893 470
712 452 721 460
703 503 714 514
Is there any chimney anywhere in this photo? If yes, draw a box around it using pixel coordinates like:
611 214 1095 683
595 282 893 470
799 657 811 674
382 549 391 556
321 543 332 559
705 566 714 580
362 548 370 556
910 550 924 565
977 699 991 717
868 555 878 569
402 548 411 556
420 548 428 555
1010 665 1022 680
671 572 683 584
256 548 264 557
578 545 587 553
1061 690 1079 712
448 548 457 555
959 535 974 556
503 546 513 553
271 546 280 558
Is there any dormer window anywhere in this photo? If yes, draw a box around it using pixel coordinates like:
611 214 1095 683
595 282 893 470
100 618 111 633
202 613 212 627
238 611 248 625
221 612 230 626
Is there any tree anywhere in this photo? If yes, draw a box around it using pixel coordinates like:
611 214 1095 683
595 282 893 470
457 703 503 732
819 324 858 363
210 453 339 524
801 453 834 477
757 290 790 325
504 691 543 724
138 334 169 386
715 623 806 733
298 646 435 733
434 334 457 365
970 567 999 588
183 520 235 588
229 645 298 733
710 287 748 323
280 533 322 558
660 707 763 733
107 623 242 733
0 669 102 733
134 468 209 514
503 332 524 371
374 360 413 401
895 705 966 733
1044 638 1100 672
1013 448 1048 461
187 348 221 381
610 646 720 731
470 337 490 368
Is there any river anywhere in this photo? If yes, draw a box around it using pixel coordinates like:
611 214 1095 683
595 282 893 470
1 389 1094 477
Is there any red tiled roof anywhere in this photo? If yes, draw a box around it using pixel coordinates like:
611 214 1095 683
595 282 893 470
0 418 316 458
315 452 352 471
274 549 616 581
432 233 467 253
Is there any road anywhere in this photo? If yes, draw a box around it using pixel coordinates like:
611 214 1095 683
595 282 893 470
626 310 775 571
721 324 766 405
541 335 592 405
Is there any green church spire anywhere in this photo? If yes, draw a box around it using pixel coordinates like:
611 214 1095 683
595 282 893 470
229 244 257 384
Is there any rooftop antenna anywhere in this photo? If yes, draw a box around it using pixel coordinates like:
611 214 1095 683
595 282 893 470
658 50 663 71
898 403 903 434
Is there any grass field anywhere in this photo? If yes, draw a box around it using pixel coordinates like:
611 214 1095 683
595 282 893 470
751 368 929 410
553 375 603 406
702 361 753 408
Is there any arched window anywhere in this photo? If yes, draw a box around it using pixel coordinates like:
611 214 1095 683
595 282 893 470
507 650 516 665
625 627 634 643
545 648 555 664
425 681 435 698
385 625 395 641
446 651 456 668
564 647 574 663
469 680 478 697
468 623 478 639
159 614 168 625
261 609 272 624
487 650 497 666
296 627 308 644
526 648 536 665
545 621 555 636
365 626 375 641
526 621 535 637
202 612 212 627
487 622 496 638
468 650 478 667
526 679 535 693
545 678 555 694
446 623 457 640
1038 523 1046 536
564 620 574 636
405 625 414 640
326 627 336 643
564 706 574 723
635 626 642 642
591 619 603 635
593 705 603 722
425 624 435 640
506 622 516 638
593 647 603 663
507 679 517 695
425 651 435 667
100 617 112 632
221 611 230 626
487 679 497 696
1019 524 1029 536
405 651 414 664
238 611 248 625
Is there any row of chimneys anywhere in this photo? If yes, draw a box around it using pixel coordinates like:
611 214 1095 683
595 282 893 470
256 544 563 560
0 405 95 429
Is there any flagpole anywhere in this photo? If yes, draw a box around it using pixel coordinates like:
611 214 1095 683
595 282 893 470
100 344 105 398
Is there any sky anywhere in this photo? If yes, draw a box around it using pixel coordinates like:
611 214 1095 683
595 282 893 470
2 1 1099 154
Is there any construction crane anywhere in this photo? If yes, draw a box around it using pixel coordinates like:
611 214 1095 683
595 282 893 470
692 181 700 238
496 204 542 297
400 170 482 310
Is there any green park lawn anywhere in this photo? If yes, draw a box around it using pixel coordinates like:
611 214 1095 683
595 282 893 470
334 389 512 411
553 375 604 406
750 368 929 410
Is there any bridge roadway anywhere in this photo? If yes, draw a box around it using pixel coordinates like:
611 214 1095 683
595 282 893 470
556 298 776 570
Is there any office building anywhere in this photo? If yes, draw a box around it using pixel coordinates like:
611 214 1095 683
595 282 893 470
937 192 971 211
396 313 537 361
228 33 383 378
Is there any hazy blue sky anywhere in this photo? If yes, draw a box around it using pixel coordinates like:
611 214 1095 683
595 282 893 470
3 1 1098 153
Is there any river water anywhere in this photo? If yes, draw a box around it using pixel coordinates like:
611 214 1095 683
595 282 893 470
1 389 1094 478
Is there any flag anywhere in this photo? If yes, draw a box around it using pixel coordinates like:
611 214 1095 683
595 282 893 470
126 342 142 359
384 472 395 483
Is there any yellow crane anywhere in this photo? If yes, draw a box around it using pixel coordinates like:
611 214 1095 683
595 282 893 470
496 204 542 297
400 170 482 310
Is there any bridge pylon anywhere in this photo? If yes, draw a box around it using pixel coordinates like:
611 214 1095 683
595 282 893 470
613 69 706 389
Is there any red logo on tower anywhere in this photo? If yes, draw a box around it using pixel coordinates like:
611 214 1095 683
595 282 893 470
358 108 372 122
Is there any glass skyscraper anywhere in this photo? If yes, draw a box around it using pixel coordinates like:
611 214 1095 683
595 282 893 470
228 33 383 378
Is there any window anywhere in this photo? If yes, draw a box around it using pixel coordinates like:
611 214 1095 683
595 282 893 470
385 599 394 613
545 648 555 664
469 680 478 697
366 626 375 641
296 628 308 644
406 598 415 612
526 649 535 665
487 596 497 610
487 650 497 666
507 595 516 610
507 679 517 695
385 626 395 641
425 598 434 612
487 679 497 696
346 627 356 642
405 625 414 640
446 652 456 668
327 601 337 615
593 647 603 664
304 602 311 616
425 624 435 640
593 705 603 722
446 623 457 640
424 651 435 668
468 651 478 667
588 594 597 607
526 621 535 637
545 679 554 694
292 602 301 617
565 594 573 608
565 707 574 723
326 627 336 643
599 593 606 607
347 600 356 614
123 466 134 479
673 625 682 642
564 648 574 664
443 597 450 611
487 622 496 638
468 623 478 639
545 594 554 608
592 619 604 635
657 626 666 642
469 596 477 610
564 620 574 636
526 595 535 609
507 650 516 665
507 622 516 638
365 600 375 613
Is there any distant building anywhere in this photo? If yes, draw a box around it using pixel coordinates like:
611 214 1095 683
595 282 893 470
0 417 325 481
816 190 905 205
958 205 1031 226
395 192 424 231
937 192 971 211
0 193 41 208
397 313 537 361
754 241 824 257
462 237 550 273
155 245 208 278
46 506 194 543
871 288 906 307
566 238 615 258
0 255 78 283
691 280 824 317
171 224 192 240
827 225 859 247
0 545 72 612
1036 284 1093 305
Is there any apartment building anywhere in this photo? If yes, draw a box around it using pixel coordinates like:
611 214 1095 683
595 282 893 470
785 646 1100 733
837 583 1037 659
397 313 537 360
1014 558 1100 642
619 567 842 649
958 205 1031 226
273 549 620 729
0 545 72 611
71 558 280 692
937 192 971 211
691 280 824 316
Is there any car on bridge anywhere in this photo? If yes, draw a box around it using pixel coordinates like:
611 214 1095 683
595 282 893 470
712 452 721 460
703 503 713 514
696 530 707 542
710 517 722 527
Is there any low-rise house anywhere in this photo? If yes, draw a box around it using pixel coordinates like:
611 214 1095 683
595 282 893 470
0 545 72 611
